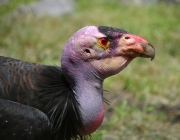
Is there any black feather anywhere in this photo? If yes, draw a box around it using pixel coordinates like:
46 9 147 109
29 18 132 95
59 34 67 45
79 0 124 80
0 99 51 140
34 66 88 140
98 26 128 40
0 56 89 140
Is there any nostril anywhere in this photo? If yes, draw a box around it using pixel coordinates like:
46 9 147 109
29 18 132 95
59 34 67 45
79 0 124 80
124 35 135 46
125 36 130 40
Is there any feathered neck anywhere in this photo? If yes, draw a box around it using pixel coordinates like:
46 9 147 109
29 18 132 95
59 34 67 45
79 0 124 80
34 66 88 140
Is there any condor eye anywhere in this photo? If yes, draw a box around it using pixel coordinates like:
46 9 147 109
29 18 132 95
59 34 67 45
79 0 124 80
99 37 109 45
98 37 110 49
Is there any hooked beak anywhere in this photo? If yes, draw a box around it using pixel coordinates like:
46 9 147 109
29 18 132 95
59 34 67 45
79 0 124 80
139 42 155 60
119 34 155 60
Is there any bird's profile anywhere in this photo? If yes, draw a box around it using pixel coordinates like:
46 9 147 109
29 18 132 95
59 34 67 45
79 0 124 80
0 26 155 140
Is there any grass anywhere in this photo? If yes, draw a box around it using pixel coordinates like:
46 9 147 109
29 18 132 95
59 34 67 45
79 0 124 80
0 0 180 139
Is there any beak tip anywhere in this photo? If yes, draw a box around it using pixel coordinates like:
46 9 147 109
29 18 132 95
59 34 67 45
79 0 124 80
142 43 155 60
150 50 155 61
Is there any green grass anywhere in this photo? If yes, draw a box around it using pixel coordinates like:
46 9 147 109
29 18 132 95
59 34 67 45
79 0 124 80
0 0 180 139
0 0 37 15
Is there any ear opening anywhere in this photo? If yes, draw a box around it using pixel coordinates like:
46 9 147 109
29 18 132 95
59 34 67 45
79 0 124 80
84 49 91 54
82 48 92 59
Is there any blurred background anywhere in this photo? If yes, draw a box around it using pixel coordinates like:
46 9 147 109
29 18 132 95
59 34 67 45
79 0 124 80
0 0 180 139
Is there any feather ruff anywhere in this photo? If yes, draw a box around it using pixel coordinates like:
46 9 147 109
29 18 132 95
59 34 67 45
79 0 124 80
34 66 88 140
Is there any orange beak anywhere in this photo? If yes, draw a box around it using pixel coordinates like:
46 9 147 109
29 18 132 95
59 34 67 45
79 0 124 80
119 34 155 60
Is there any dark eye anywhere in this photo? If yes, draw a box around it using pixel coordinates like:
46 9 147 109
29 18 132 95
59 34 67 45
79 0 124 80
99 37 109 46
